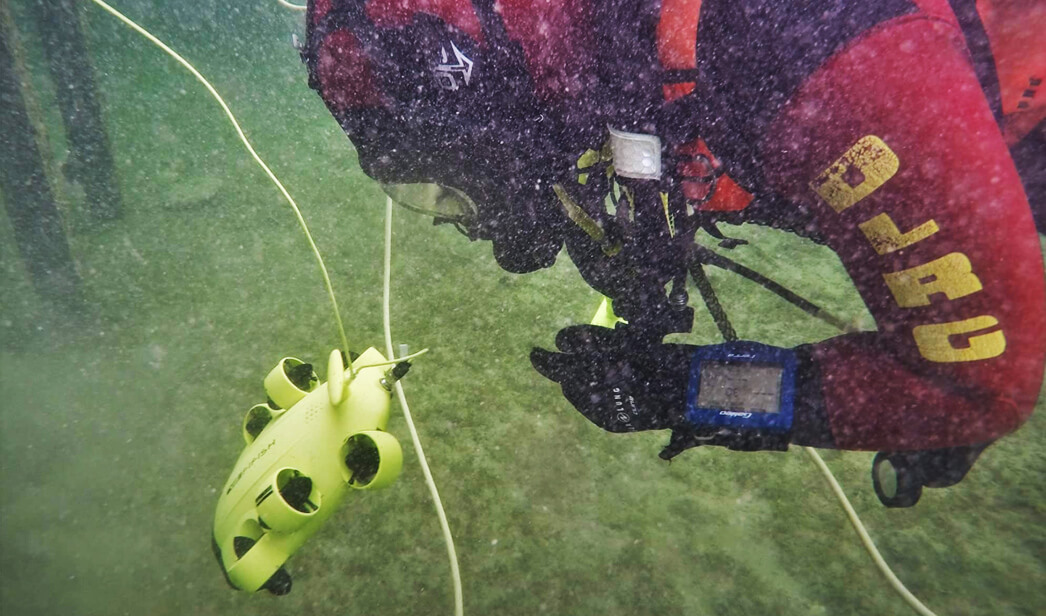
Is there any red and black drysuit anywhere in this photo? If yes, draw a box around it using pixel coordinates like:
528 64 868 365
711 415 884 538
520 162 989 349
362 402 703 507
304 0 1045 467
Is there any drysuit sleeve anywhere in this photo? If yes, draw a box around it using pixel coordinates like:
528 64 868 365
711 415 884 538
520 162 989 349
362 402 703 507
759 14 1046 451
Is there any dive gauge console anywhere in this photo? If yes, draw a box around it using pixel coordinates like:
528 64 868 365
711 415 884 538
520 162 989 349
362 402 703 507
684 341 797 436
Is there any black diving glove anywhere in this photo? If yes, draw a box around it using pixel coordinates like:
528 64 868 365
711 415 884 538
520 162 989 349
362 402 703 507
530 324 694 433
530 325 796 458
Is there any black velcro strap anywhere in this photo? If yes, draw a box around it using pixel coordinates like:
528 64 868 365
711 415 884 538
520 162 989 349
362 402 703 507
948 0 1003 128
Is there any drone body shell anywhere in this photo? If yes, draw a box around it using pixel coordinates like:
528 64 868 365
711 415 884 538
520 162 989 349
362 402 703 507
213 347 403 592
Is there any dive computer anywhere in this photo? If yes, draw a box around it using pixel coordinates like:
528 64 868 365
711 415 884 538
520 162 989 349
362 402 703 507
684 341 797 435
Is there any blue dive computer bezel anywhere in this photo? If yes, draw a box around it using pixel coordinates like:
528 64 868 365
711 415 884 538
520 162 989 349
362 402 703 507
684 341 797 433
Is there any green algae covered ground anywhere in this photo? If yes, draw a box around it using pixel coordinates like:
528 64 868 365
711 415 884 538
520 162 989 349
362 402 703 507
1 2 1044 615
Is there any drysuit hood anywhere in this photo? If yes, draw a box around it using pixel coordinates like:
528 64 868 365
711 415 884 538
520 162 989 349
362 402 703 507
303 0 604 272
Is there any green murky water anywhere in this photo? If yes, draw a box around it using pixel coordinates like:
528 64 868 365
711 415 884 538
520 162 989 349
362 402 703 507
1 2 1043 615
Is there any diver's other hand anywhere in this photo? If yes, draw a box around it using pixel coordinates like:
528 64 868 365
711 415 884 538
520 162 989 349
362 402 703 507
530 325 694 433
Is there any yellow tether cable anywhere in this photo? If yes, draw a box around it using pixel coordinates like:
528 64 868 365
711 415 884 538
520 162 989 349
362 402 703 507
277 0 307 11
803 447 937 616
383 197 464 616
86 0 353 370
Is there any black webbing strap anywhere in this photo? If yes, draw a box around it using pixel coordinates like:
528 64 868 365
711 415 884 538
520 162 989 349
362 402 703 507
689 243 854 335
687 258 738 342
469 0 513 49
948 0 1004 128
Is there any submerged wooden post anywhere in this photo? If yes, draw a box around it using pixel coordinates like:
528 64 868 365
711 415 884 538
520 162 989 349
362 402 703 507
0 4 84 310
33 0 122 222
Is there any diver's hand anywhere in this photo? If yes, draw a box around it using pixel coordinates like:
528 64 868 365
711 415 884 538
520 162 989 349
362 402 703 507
530 325 694 433
532 325 802 458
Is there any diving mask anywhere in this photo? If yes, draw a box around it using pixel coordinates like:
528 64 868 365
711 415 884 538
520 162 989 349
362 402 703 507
380 183 479 231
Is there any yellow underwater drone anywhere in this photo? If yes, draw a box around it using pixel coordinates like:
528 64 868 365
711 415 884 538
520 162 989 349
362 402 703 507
211 349 408 594
82 0 460 604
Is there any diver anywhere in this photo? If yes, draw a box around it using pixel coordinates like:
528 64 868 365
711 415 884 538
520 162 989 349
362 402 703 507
300 0 1046 506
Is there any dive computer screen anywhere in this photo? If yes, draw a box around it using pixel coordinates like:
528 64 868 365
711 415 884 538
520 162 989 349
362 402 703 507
695 361 783 414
